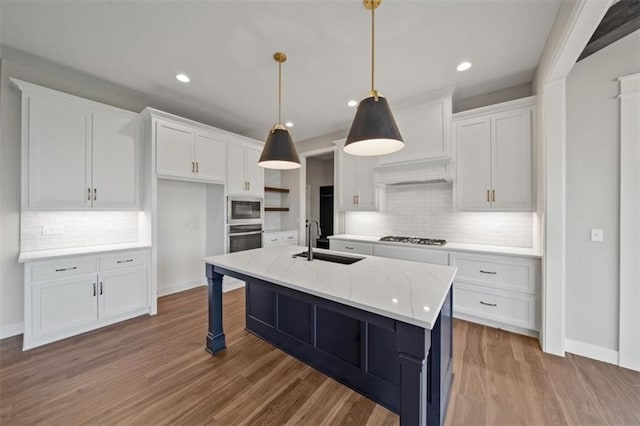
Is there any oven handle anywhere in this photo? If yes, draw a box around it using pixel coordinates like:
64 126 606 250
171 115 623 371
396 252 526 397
228 231 264 236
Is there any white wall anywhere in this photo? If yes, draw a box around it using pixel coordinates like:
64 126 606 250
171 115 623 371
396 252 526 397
156 180 207 296
565 30 640 353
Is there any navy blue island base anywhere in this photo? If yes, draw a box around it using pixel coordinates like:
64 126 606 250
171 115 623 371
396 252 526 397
205 263 453 426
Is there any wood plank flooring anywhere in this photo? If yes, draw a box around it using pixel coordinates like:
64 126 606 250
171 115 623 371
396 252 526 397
1 287 639 425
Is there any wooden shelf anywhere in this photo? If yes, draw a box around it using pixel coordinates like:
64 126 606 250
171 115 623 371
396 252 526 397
264 186 290 193
264 207 289 212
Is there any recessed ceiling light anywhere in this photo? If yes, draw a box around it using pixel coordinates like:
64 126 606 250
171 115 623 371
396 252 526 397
176 73 190 83
347 100 358 107
392 298 398 304
285 121 294 128
456 61 472 72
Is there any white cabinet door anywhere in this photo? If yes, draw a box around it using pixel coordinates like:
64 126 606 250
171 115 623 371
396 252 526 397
491 109 532 210
32 276 98 339
156 120 195 180
455 117 492 210
263 234 283 247
227 143 246 194
329 240 373 255
355 156 377 210
98 268 148 320
337 150 357 210
27 94 92 209
195 132 226 183
92 112 141 209
381 100 448 164
244 147 264 196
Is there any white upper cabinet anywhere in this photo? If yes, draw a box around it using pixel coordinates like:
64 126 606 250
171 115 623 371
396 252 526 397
92 112 141 209
335 139 378 211
454 97 534 211
13 79 142 210
227 142 264 197
155 118 226 184
376 93 452 167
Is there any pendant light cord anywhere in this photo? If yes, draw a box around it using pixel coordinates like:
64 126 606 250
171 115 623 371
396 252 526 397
371 4 375 95
278 61 282 124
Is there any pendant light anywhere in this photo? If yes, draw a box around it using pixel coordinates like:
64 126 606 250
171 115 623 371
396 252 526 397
344 0 404 156
258 52 301 170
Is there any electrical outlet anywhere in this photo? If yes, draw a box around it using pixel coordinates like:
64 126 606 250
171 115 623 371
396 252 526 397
590 228 604 242
42 224 64 235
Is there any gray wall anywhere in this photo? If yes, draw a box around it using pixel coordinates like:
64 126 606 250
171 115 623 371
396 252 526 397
565 30 640 351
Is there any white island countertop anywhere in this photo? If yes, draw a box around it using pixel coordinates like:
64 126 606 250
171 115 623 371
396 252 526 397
203 245 457 329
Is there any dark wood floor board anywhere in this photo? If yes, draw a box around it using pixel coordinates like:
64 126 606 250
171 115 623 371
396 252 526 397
2 286 639 426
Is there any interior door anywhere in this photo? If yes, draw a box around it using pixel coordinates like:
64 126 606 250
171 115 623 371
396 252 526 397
491 109 532 211
195 131 226 183
156 120 195 179
98 268 148 320
92 112 141 209
455 117 492 210
27 94 92 209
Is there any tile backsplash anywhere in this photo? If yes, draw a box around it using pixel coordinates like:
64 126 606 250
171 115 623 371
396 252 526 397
21 211 139 251
345 184 534 247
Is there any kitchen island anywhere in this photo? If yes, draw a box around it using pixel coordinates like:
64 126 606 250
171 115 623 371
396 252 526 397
203 245 457 426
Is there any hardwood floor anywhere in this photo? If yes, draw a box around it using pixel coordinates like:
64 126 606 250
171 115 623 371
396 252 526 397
1 287 638 425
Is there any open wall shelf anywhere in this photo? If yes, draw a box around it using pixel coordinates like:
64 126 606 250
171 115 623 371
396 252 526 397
265 186 290 193
265 207 289 212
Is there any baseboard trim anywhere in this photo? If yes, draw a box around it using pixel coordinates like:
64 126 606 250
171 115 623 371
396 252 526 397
454 312 539 338
0 322 25 339
157 279 206 297
565 339 619 365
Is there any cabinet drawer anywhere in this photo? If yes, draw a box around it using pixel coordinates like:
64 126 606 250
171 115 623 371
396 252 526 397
453 284 537 330
450 253 537 294
373 245 449 265
99 250 148 271
263 234 282 247
330 240 373 255
30 257 98 282
282 232 298 245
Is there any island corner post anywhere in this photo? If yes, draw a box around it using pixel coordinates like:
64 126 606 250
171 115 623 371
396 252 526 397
205 262 454 426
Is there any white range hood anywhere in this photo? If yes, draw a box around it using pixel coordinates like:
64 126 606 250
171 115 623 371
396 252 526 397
373 155 452 185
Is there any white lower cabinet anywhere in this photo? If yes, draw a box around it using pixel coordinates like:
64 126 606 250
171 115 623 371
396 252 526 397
450 252 540 335
24 249 151 350
263 230 298 247
329 240 373 255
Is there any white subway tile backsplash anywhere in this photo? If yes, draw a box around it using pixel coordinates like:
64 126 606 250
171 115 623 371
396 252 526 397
345 184 533 247
21 211 138 251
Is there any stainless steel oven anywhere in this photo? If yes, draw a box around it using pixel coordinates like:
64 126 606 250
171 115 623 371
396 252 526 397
228 197 263 225
228 224 263 253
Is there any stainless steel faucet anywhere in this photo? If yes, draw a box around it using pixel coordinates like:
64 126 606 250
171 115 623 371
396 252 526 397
306 220 322 261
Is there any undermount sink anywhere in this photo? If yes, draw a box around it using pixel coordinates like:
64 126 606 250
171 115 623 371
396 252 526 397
293 251 364 265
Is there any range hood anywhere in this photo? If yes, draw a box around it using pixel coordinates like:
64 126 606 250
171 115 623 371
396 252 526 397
373 155 452 185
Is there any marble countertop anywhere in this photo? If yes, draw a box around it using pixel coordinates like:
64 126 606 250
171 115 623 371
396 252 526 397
328 234 542 258
19 242 152 263
203 245 457 329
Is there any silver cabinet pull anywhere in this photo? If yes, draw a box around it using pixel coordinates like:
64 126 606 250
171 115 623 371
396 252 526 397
192 161 195 173
487 190 490 202
93 283 96 297
116 259 134 264
195 162 199 173
99 282 103 295
248 181 250 190
270 239 278 242
55 266 78 272
480 270 497 275
492 189 496 202
480 301 497 307
344 246 354 250
93 188 97 201
88 188 91 201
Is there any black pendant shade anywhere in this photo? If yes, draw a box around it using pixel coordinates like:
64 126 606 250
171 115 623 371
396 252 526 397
344 95 404 156
258 126 301 170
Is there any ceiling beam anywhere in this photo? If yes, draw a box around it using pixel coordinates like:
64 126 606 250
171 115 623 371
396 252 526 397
578 0 640 61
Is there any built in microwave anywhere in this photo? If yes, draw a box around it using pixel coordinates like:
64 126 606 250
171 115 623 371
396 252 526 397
228 197 263 225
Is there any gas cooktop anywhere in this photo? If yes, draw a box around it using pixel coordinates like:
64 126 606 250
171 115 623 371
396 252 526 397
379 236 447 246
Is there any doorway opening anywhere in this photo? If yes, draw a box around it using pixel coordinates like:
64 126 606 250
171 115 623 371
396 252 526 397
299 148 336 248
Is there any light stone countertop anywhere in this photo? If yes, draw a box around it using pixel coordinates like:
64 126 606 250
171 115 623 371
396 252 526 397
203 245 457 329
328 234 542 258
18 242 152 263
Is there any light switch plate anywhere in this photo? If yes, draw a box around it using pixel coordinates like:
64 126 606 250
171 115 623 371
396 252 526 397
591 228 604 242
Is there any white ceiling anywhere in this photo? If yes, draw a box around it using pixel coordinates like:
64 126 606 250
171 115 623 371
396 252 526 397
1 0 561 142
